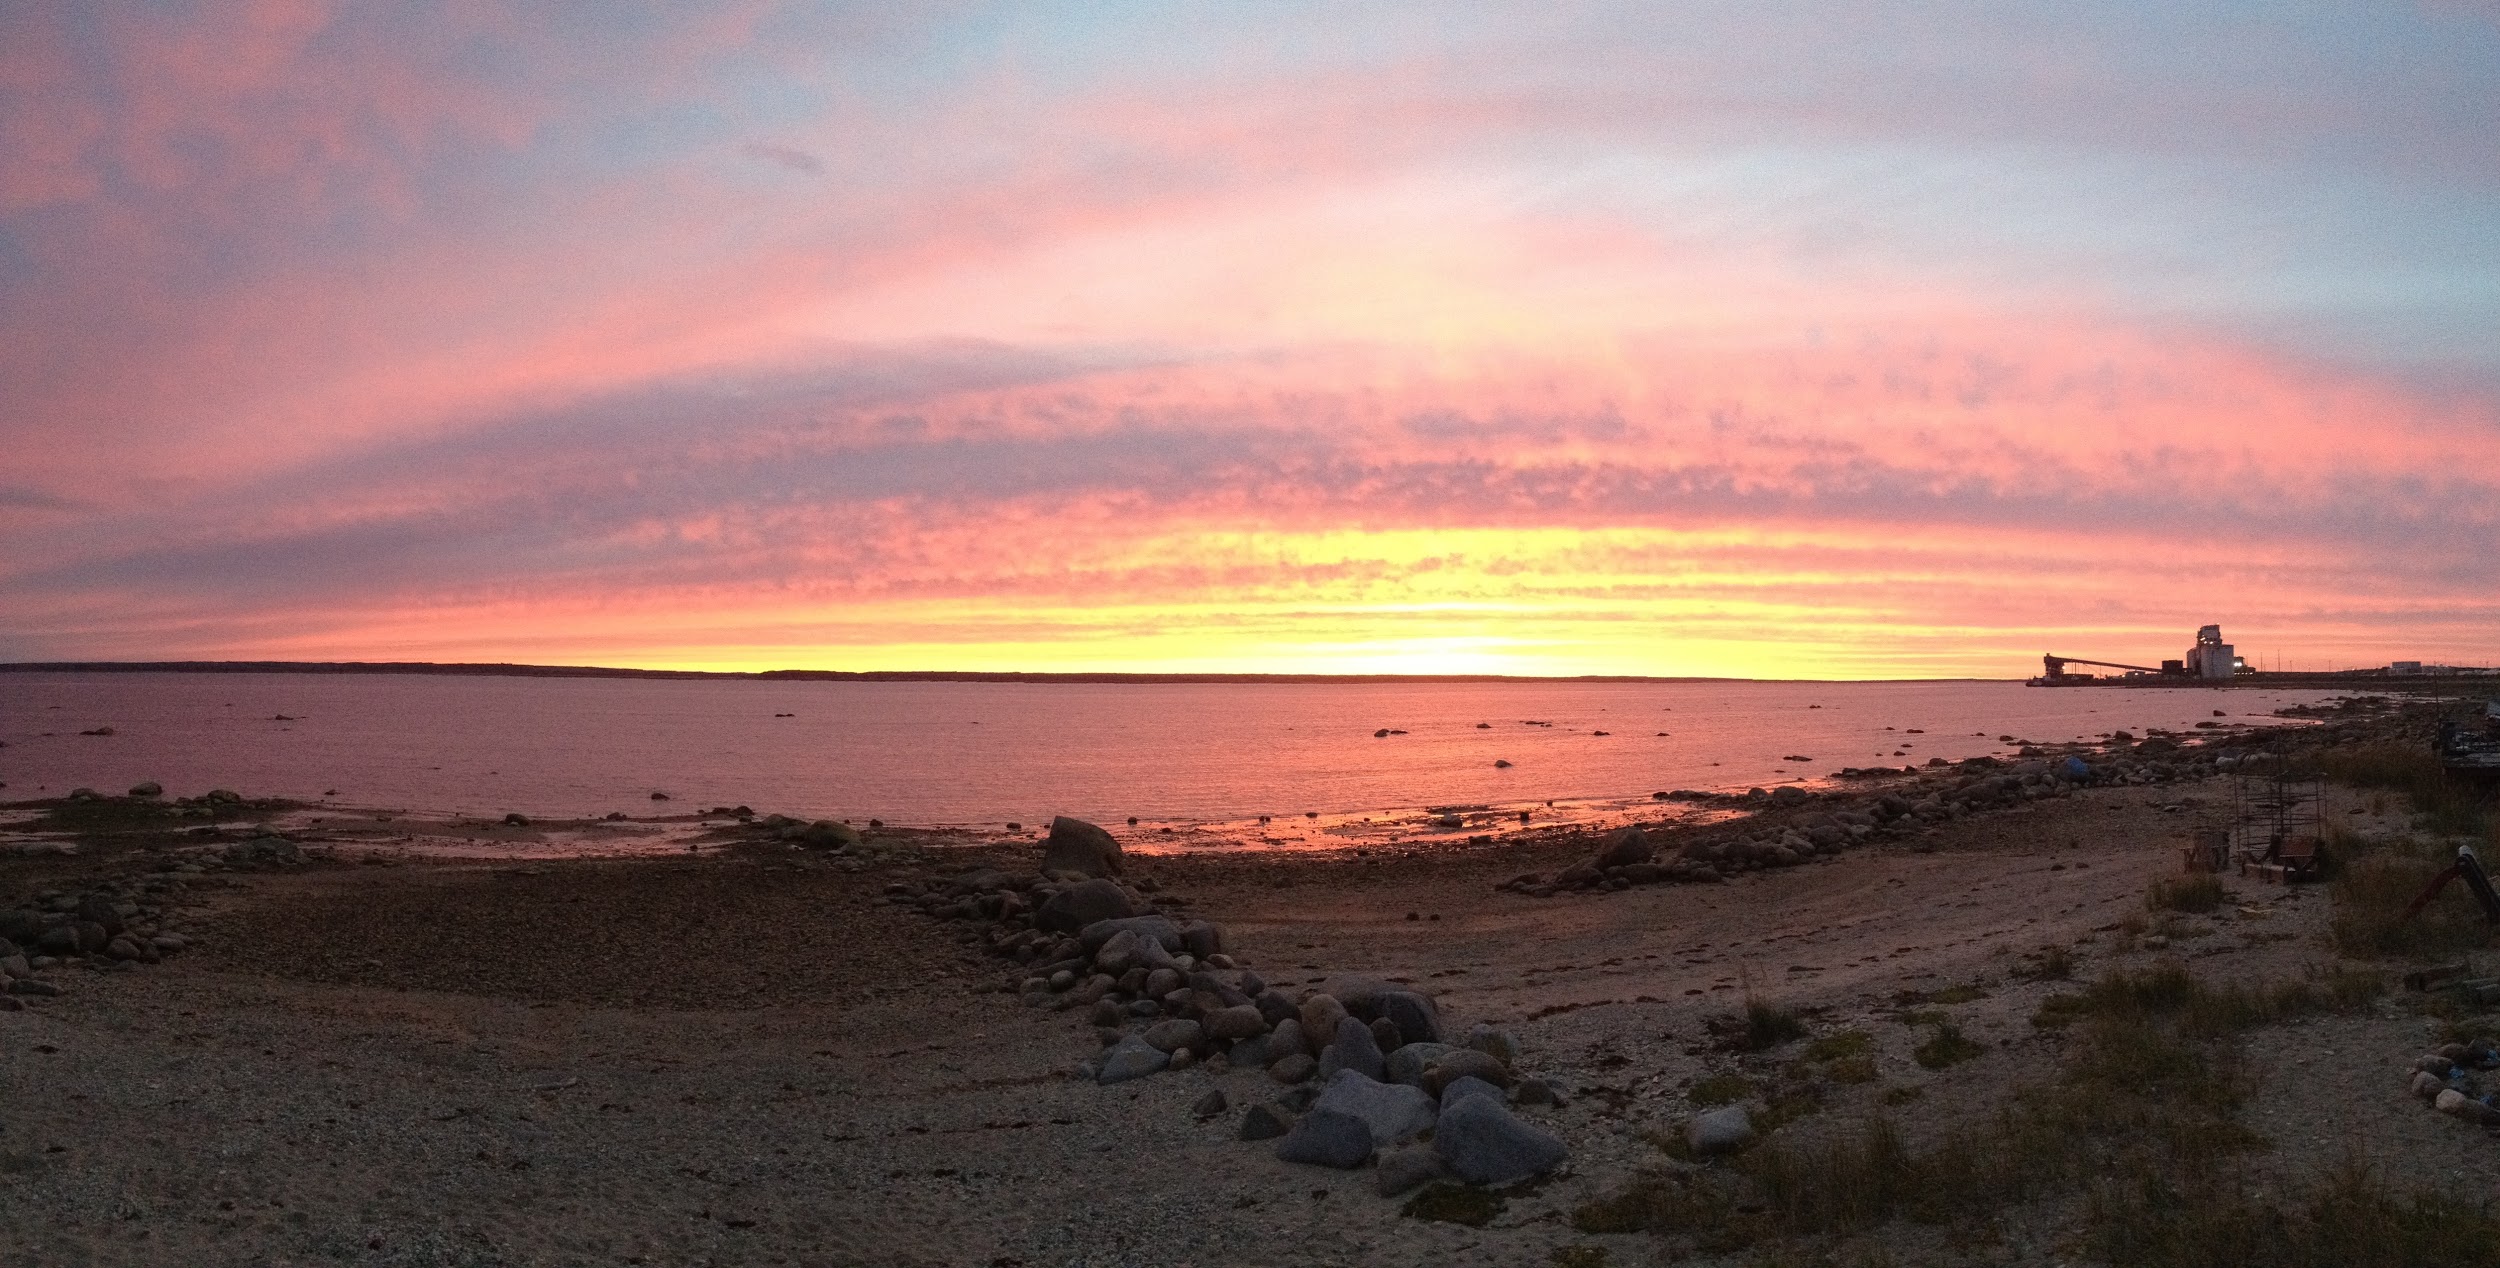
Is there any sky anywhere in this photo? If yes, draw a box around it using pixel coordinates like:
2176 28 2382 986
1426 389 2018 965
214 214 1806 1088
3 1 2497 679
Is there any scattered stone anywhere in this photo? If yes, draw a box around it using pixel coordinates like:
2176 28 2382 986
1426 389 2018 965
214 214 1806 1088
1275 1106 1375 1169
1369 1016 1403 1054
1300 993 1350 1047
1269 1054 1317 1084
1079 915 1182 952
1269 1017 1308 1059
1438 1075 1505 1110
128 781 162 797
1313 1068 1437 1146
796 820 860 849
1318 1015 1386 1082
2411 1071 2447 1101
1036 879 1139 933
1143 1018 1205 1054
1422 1048 1513 1096
1206 1004 1270 1042
1596 826 1653 869
7 978 61 997
1513 1077 1565 1107
1376 1145 1449 1197
1096 1035 1171 1084
1385 1042 1456 1087
1688 1105 1754 1154
1239 1102 1295 1140
1432 1094 1568 1184
1040 816 1124 877
1462 1023 1520 1066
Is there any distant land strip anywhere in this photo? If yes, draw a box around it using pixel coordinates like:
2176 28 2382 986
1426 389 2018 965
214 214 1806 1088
0 660 1811 685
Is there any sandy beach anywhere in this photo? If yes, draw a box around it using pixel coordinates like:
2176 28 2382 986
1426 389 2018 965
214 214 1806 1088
5 697 2497 1267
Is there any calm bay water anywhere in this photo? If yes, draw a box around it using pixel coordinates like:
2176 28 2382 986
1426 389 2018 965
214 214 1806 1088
0 673 2355 832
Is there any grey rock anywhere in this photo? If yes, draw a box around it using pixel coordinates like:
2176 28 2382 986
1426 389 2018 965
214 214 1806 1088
2410 1071 2445 1101
1040 816 1123 877
1422 1048 1513 1096
1036 879 1138 933
1369 1016 1404 1054
1254 990 1298 1026
7 978 61 997
1385 1042 1456 1087
127 781 162 797
1325 977 1444 1045
1314 1068 1437 1146
795 820 859 849
0 910 41 944
1143 1019 1205 1053
1144 967 1184 999
1093 929 1142 976
1275 1106 1375 1169
1596 825 1653 869
1095 1035 1170 1084
1376 1145 1449 1198
1513 1077 1565 1107
1179 920 1224 959
1269 1017 1308 1059
1300 994 1350 1046
1462 1023 1521 1066
1077 915 1182 953
1687 1105 1754 1154
1088 999 1124 1027
1239 1102 1295 1140
1269 1053 1317 1084
1318 1015 1386 1083
1 954 29 980
1227 1035 1274 1068
1206 1004 1270 1042
1432 1095 1568 1184
1438 1075 1505 1110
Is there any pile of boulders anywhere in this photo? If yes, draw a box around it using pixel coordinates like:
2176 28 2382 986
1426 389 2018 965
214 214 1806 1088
0 877 194 1010
1511 747 2247 898
2405 1039 2500 1127
890 815 1573 1194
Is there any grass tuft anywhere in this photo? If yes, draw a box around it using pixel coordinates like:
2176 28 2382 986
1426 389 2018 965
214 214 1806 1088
1402 1182 1504 1226
1912 1022 1987 1070
2149 872 2227 914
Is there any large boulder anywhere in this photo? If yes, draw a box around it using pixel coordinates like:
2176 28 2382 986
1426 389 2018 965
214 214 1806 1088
1040 816 1123 877
1275 1106 1375 1169
1432 1095 1568 1185
1317 1015 1386 1083
1036 879 1138 933
1313 1069 1437 1147
1325 976 1444 1045
1596 826 1653 869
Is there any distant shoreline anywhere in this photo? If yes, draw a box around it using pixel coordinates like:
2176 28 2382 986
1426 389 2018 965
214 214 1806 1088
0 660 1993 686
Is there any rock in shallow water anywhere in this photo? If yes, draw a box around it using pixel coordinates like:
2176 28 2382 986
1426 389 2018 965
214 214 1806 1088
1432 1095 1567 1184
1275 1106 1375 1169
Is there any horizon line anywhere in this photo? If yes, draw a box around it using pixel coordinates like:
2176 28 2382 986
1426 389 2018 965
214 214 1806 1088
0 659 2011 685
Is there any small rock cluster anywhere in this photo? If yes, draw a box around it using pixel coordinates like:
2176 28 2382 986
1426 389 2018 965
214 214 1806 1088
0 877 195 1010
1510 750 2217 897
2405 1039 2500 1127
891 815 1572 1196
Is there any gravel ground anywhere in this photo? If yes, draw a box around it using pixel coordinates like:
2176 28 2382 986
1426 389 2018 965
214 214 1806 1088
4 776 2493 1267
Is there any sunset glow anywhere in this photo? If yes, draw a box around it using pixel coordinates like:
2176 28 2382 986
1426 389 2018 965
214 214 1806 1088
4 4 2495 676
